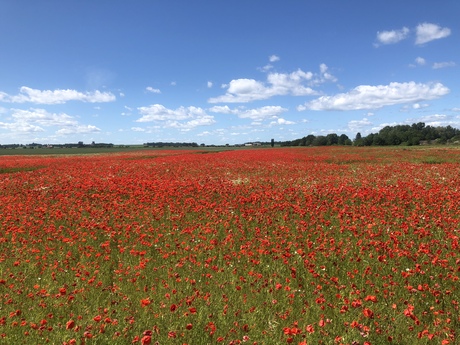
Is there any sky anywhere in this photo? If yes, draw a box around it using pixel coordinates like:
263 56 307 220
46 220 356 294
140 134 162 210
0 1 459 145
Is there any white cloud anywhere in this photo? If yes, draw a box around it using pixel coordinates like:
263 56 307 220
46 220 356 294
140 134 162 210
131 127 146 132
259 55 281 71
208 105 235 114
146 86 161 94
137 104 208 122
407 114 459 128
412 103 429 109
11 108 78 127
0 86 116 104
316 64 337 84
298 82 449 111
121 105 133 116
209 105 287 121
418 114 448 123
0 108 101 136
259 64 273 72
319 63 328 74
432 61 456 69
136 104 215 131
56 125 101 135
348 118 372 132
360 114 460 136
415 57 426 65
207 81 213 88
167 115 215 131
376 27 409 45
0 121 44 133
415 23 451 45
208 66 329 103
271 118 295 125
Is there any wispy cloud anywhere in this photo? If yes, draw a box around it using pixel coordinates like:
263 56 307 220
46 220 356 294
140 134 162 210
375 23 451 47
348 118 373 132
146 86 161 94
56 125 101 135
415 57 426 66
432 61 456 69
0 87 116 104
298 82 449 111
415 23 451 45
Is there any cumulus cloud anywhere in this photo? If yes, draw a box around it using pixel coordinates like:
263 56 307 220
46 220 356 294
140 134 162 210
209 105 287 121
298 82 449 111
0 108 100 135
136 104 215 131
415 23 451 45
0 121 44 133
376 27 409 45
0 87 116 104
11 108 78 126
207 81 213 88
146 86 161 94
137 104 207 122
269 55 280 62
208 65 335 103
271 118 295 125
432 61 456 69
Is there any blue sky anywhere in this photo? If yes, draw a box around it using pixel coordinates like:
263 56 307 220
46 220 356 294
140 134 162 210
0 1 458 145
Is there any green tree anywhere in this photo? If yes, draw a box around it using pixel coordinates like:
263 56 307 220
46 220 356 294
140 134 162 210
326 133 339 145
338 134 350 145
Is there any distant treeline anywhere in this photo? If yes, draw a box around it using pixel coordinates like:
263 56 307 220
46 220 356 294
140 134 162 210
281 123 460 147
0 141 114 149
280 134 352 147
144 142 199 147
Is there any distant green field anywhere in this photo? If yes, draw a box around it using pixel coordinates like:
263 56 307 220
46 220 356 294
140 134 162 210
0 145 270 156
0 146 187 156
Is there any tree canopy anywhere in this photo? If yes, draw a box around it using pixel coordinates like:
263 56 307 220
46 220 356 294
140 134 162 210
281 123 460 147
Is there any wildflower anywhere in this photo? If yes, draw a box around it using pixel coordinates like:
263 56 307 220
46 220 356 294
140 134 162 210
363 308 374 318
141 335 151 345
65 320 75 330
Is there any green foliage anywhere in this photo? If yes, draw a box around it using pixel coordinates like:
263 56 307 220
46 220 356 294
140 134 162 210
281 123 460 147
359 123 460 146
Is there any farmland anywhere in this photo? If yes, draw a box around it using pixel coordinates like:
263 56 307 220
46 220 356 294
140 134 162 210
0 147 459 344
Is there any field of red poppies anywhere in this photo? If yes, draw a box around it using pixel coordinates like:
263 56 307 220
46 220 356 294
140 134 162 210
0 147 459 344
